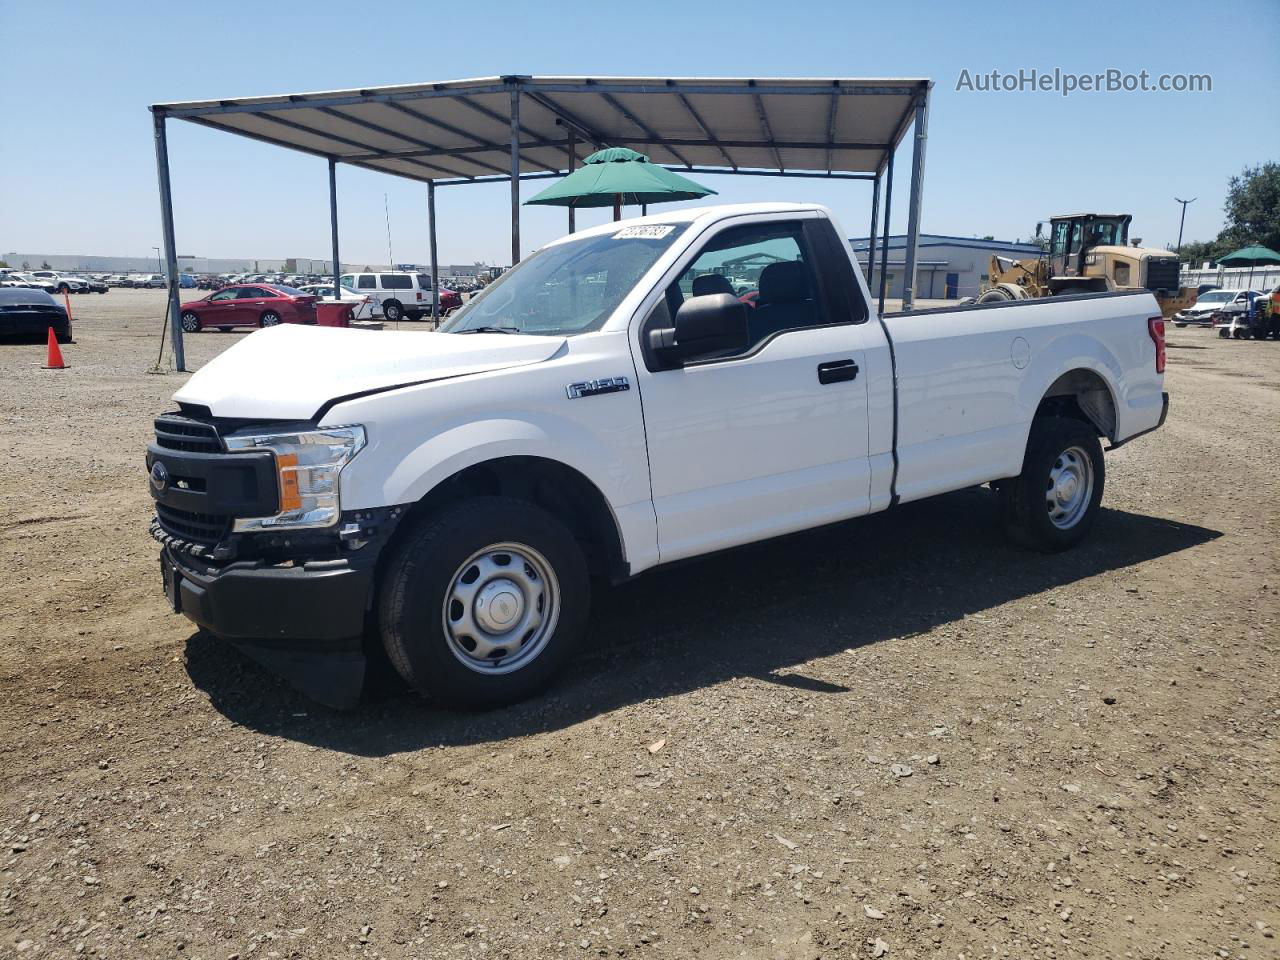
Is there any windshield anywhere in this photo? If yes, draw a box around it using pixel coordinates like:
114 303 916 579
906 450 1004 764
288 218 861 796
440 224 688 336
1198 291 1233 304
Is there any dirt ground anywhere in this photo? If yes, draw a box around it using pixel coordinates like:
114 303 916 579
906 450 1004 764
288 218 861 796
1 289 1277 960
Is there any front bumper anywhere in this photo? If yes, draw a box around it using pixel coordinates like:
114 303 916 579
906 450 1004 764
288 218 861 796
160 540 378 708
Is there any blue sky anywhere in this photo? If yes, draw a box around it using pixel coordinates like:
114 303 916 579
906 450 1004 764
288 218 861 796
2 0 1277 267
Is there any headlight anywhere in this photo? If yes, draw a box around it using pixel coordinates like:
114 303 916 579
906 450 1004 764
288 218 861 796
225 425 366 532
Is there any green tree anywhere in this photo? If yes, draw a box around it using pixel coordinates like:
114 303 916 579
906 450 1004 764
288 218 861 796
1177 238 1225 266
1218 162 1280 252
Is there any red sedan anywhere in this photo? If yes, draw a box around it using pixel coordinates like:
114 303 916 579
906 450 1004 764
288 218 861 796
179 284 318 333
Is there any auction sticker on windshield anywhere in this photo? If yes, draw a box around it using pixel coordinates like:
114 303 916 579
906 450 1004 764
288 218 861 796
613 225 675 239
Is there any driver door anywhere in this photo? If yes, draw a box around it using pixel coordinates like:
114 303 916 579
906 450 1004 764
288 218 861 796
633 215 875 564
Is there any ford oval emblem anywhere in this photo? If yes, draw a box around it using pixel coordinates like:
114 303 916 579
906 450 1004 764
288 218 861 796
150 461 170 493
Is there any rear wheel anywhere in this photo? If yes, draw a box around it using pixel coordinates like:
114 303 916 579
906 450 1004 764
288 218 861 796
180 311 201 333
382 299 404 323
259 311 281 327
999 417 1105 552
218 326 232 333
379 496 589 709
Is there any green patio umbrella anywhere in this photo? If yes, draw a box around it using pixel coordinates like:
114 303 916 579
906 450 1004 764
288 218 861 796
526 147 716 222
1218 243 1280 290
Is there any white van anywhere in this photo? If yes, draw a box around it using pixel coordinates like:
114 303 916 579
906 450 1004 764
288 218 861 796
339 271 436 322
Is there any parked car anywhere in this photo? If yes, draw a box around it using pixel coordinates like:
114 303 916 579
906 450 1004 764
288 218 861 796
1174 289 1257 327
0 271 53 291
0 287 71 343
178 284 318 332
74 276 109 294
137 274 167 289
339 271 460 321
147 202 1168 709
29 271 87 294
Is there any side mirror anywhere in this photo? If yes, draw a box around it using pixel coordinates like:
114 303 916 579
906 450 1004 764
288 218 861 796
649 293 749 362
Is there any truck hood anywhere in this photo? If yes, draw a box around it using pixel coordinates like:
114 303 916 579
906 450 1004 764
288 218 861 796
174 324 566 420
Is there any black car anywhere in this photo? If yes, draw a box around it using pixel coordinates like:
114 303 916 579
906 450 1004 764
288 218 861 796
0 288 72 343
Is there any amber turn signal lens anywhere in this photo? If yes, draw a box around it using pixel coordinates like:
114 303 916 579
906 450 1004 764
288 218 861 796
276 453 302 511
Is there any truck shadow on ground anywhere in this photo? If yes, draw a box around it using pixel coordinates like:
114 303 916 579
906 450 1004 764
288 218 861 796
185 487 1220 755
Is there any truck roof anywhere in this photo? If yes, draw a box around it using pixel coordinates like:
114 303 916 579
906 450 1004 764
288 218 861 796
542 202 831 248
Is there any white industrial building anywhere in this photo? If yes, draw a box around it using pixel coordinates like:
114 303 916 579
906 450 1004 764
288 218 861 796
849 234 1042 301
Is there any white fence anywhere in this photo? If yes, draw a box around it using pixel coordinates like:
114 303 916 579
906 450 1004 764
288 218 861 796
1180 264 1280 292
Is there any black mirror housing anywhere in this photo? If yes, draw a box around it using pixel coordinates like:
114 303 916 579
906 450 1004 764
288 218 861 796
670 293 749 357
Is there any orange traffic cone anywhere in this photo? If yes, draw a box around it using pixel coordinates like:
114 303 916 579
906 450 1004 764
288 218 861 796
63 290 74 320
43 327 67 369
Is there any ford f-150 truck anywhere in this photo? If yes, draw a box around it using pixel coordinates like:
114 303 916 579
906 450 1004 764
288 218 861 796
147 203 1169 708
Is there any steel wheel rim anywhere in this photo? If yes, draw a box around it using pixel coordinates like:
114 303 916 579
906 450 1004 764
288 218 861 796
441 542 559 675
1046 445 1094 529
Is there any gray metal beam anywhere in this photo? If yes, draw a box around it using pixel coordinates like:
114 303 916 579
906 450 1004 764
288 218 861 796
878 151 894 314
382 100 558 174
866 173 880 293
510 88 521 265
150 111 185 372
598 90 693 168
824 93 839 173
900 91 930 312
254 112 466 179
154 81 921 120
524 92 609 148
320 106 510 177
454 96 570 160
751 92 784 171
675 92 736 170
328 158 340 306
428 180 439 322
431 166 876 187
565 129 576 235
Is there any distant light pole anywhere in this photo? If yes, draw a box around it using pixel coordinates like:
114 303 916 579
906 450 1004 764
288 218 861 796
1174 197 1196 256
152 246 163 273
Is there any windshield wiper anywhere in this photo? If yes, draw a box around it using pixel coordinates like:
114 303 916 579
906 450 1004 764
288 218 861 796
456 325 522 335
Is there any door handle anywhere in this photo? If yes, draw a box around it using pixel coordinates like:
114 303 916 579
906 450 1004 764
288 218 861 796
817 359 859 384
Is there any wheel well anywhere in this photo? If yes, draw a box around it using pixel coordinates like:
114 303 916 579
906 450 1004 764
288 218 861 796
1037 369 1117 439
394 457 627 581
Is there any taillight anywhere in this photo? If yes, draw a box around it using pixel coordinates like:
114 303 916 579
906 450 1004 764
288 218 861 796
416 291 423 301
1148 316 1166 373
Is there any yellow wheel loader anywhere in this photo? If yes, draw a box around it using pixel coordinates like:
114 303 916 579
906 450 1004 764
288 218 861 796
984 214 1195 318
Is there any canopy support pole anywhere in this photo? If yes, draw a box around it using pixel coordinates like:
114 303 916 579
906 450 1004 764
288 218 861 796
866 173 881 294
428 179 439 322
151 111 185 372
900 90 930 312
878 150 894 314
509 87 521 265
567 128 576 234
328 158 340 311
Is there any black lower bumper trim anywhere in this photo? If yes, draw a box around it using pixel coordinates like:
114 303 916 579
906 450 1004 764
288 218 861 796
1109 391 1169 450
165 545 373 644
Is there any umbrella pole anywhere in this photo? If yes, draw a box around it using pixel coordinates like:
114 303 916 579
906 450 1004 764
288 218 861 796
613 195 621 222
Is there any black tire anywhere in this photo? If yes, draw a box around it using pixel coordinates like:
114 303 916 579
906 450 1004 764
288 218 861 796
999 417 1105 553
218 326 231 333
379 496 590 709
406 310 423 321
180 311 201 333
1174 322 1187 328
382 300 403 323
259 311 281 327
1219 328 1230 338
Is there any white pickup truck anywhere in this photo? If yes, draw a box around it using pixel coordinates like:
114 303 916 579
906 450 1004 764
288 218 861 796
147 203 1168 708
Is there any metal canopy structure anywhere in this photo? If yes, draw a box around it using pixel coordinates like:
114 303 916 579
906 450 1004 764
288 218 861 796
151 75 932 370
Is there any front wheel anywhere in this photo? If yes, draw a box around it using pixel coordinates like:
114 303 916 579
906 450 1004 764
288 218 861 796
999 417 1105 552
259 311 282 327
180 311 201 333
379 497 590 709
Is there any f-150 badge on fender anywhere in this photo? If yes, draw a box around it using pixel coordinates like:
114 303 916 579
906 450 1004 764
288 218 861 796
565 376 630 400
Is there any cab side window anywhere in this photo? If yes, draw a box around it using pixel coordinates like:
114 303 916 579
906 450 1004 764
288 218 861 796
671 221 826 354
357 275 376 290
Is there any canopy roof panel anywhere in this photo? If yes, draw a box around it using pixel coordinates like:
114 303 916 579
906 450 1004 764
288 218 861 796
154 75 930 184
